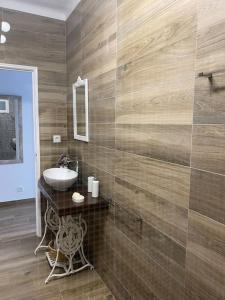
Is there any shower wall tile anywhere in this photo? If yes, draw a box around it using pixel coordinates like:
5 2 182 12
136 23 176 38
67 1 196 298
66 4 82 36
188 210 225 266
89 123 115 149
89 96 115 124
116 88 194 125
117 0 196 69
113 177 188 247
89 70 116 102
185 251 225 300
95 241 132 300
115 151 190 210
99 264 133 300
116 0 196 126
185 210 225 300
116 124 192 165
67 49 83 85
195 0 225 74
191 125 225 174
194 77 225 124
113 255 159 300
95 217 155 299
82 38 116 80
194 0 225 124
190 169 225 225
114 203 186 284
82 144 115 175
81 2 117 80
67 22 82 58
186 0 225 298
107 221 186 300
116 51 194 102
80 0 116 41
89 69 116 124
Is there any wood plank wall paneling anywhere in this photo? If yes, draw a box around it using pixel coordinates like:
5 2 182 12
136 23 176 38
65 0 225 299
0 8 67 172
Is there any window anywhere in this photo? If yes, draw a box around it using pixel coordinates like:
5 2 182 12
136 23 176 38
0 99 9 113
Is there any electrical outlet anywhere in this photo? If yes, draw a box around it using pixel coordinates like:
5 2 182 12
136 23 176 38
53 135 61 143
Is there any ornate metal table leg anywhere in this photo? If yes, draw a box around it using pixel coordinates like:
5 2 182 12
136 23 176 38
34 200 59 255
45 214 93 284
77 215 94 270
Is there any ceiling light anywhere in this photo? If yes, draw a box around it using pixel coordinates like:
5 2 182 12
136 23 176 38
1 21 10 33
0 34 6 44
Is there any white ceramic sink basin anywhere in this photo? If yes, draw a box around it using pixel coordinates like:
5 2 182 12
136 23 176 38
43 168 78 191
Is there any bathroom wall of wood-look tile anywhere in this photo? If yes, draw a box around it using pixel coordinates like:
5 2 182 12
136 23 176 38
187 0 225 299
67 0 193 299
0 8 67 171
67 0 225 299
4 2 225 299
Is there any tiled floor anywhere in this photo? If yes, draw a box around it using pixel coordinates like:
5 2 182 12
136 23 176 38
0 200 115 300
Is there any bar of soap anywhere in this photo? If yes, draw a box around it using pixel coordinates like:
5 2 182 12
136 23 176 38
72 192 84 203
72 192 80 198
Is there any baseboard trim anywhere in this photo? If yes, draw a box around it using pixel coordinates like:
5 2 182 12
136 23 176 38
0 198 35 207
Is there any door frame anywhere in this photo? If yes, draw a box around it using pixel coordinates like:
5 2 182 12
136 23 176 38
0 63 41 237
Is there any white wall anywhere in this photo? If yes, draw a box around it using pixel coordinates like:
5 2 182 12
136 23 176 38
0 69 35 202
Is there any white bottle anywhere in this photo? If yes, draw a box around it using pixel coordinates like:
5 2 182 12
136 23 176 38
92 180 99 198
88 176 95 193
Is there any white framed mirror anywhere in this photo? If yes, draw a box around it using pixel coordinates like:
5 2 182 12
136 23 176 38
73 77 89 142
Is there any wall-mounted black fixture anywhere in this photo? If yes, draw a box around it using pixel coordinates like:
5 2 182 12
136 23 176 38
198 69 225 79
198 69 225 93
198 72 213 79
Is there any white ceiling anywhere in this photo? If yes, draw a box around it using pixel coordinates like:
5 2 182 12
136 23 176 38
0 0 81 20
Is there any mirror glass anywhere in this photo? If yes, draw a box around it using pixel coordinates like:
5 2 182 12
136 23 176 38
73 77 89 142
0 95 23 164
76 86 86 136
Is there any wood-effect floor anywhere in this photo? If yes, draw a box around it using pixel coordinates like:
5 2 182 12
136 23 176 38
0 200 115 300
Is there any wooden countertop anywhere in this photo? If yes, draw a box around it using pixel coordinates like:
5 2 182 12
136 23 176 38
38 176 109 217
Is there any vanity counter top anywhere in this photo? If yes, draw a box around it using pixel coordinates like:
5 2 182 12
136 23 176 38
38 176 108 217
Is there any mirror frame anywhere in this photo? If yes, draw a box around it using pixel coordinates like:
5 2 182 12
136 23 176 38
0 95 23 165
72 76 89 142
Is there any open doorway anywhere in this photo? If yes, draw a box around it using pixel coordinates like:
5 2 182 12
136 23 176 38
0 64 40 237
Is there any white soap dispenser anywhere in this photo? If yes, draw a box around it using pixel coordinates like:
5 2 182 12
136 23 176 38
92 180 99 198
88 176 95 193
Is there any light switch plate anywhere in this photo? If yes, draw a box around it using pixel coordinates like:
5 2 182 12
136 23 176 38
53 135 61 143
